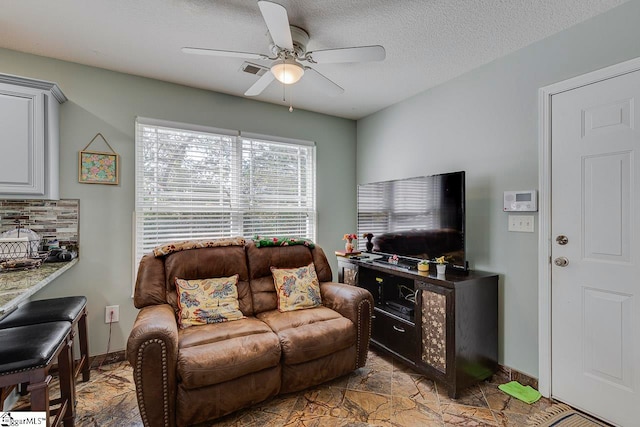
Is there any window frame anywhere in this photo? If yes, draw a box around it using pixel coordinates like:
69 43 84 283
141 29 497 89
133 117 317 283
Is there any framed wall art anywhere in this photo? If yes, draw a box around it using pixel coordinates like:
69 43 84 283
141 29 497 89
78 133 120 185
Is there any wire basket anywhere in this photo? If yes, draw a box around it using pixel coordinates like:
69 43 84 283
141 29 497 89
0 227 43 262
0 240 35 260
0 243 49 272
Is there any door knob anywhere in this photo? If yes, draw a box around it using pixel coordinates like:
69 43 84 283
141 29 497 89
554 257 569 267
556 235 568 245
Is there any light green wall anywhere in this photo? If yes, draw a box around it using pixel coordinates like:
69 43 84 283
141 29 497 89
356 0 640 377
4 0 639 374
0 48 356 356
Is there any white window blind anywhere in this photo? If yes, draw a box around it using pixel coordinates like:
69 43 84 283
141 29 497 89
134 118 316 272
240 135 316 237
357 182 390 251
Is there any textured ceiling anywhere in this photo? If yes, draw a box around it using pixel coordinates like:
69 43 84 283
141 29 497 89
0 0 628 119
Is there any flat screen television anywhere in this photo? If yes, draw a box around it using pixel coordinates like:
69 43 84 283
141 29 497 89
357 171 466 270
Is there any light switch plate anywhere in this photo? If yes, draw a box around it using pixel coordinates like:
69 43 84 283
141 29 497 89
508 215 534 232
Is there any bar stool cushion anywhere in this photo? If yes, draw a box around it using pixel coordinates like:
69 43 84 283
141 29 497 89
0 296 87 328
0 322 71 374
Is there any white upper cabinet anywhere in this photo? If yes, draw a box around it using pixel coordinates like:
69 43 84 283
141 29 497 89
0 74 66 199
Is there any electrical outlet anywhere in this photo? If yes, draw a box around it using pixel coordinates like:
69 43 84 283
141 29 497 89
508 215 535 232
105 305 119 323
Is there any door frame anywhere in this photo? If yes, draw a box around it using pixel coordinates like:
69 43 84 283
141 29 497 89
538 56 640 397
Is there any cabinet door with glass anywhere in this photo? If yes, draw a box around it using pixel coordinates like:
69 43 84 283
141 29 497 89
337 259 358 286
415 281 455 394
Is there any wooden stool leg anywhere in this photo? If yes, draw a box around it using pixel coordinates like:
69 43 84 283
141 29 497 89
27 374 52 426
0 385 16 408
77 308 90 382
58 335 75 427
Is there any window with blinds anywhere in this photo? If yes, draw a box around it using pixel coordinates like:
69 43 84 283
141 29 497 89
134 118 316 271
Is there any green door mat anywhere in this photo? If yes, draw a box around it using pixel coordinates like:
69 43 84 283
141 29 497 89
498 380 542 404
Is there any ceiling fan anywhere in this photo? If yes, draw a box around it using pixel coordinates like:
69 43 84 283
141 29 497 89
182 1 386 98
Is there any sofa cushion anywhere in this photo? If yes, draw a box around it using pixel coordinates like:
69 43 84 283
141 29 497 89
176 275 244 328
246 241 316 313
271 263 322 312
178 316 273 349
177 317 281 389
257 306 356 365
164 245 253 316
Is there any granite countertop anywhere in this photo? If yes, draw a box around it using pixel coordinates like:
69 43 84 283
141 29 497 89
0 259 79 317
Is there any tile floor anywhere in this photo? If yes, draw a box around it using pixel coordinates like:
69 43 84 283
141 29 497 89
19 349 557 426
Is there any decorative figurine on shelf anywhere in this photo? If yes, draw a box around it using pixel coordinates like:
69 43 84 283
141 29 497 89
388 254 399 265
343 233 358 253
434 256 448 275
362 233 374 252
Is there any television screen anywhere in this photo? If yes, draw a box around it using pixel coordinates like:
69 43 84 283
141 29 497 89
357 171 466 269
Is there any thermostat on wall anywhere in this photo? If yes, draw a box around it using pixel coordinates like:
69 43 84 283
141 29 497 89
504 190 537 212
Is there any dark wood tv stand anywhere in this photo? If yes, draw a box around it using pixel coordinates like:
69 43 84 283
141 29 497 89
337 254 498 398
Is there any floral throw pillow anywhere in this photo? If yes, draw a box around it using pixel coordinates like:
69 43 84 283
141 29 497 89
175 274 244 328
271 263 322 312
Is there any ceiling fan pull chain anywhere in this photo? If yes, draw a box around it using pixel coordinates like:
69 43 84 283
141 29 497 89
289 87 294 112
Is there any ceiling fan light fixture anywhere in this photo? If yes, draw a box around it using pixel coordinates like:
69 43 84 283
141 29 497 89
271 58 304 84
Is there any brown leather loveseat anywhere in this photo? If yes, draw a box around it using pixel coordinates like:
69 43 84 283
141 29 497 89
126 238 373 426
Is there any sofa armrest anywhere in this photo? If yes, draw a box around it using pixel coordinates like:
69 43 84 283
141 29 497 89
320 282 373 368
126 304 179 427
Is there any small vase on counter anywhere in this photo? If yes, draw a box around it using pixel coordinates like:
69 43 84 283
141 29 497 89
345 239 354 253
343 233 357 253
363 233 374 252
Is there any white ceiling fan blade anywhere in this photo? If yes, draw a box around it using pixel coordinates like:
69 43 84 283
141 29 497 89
258 1 293 50
304 68 344 96
244 71 275 96
307 45 386 64
181 47 268 60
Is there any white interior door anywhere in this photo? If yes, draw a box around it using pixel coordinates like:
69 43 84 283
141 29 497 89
550 69 640 427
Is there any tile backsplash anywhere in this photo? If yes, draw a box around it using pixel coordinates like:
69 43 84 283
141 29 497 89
0 200 79 251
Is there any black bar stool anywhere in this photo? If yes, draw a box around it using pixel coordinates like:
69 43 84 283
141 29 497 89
0 296 90 383
0 322 75 427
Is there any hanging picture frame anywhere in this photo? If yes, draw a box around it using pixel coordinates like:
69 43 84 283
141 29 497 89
78 133 119 185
